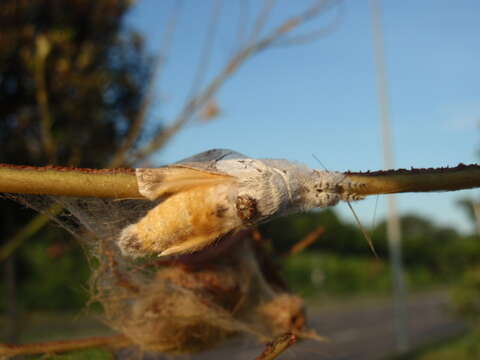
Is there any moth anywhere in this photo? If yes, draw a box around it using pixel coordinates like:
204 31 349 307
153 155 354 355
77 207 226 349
119 149 364 258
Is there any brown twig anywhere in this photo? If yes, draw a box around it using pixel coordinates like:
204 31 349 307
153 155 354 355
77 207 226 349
132 1 337 161
185 0 223 101
109 1 184 168
232 0 250 55
345 164 480 196
250 0 278 42
288 226 325 256
0 334 130 357
255 333 297 360
272 1 343 47
34 35 56 164
0 164 139 198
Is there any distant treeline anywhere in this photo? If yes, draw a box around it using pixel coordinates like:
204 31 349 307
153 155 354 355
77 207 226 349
260 209 480 295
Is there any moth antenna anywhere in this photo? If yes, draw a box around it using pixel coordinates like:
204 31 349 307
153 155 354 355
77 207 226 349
311 153 328 171
311 154 376 256
311 154 377 256
311 154 378 257
346 200 378 258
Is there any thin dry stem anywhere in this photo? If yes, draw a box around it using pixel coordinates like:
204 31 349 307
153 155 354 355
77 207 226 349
132 1 336 160
0 164 140 198
185 0 223 101
288 226 324 256
255 333 297 360
109 1 184 168
0 334 130 357
250 0 277 42
34 35 56 163
346 164 480 196
232 0 250 55
272 1 343 47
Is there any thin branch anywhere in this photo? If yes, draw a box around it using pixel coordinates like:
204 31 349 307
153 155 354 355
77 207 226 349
271 1 343 47
109 1 184 168
288 226 324 256
232 0 250 55
255 333 297 360
132 1 336 160
0 334 130 357
34 35 56 163
250 0 278 42
345 164 480 196
0 164 140 198
185 0 223 100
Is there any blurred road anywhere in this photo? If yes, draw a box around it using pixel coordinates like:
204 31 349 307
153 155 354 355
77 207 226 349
187 291 465 360
11 291 464 359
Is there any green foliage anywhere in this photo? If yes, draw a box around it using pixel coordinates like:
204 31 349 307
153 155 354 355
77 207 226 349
284 252 391 296
19 230 90 310
283 252 447 297
0 0 152 167
452 266 480 324
260 209 369 255
262 210 474 277
262 209 480 297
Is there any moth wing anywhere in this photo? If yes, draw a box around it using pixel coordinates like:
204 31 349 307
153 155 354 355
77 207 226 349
137 149 245 200
136 166 235 200
175 148 247 164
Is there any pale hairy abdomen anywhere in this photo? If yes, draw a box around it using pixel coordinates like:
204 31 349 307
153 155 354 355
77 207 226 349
118 183 240 257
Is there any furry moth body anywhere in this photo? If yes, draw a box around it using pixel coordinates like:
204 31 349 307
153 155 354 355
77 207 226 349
118 150 364 258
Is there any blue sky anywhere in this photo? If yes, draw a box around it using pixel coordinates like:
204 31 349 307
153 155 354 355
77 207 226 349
127 1 480 233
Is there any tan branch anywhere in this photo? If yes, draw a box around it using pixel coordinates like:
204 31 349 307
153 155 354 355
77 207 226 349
345 164 480 196
185 0 223 100
288 226 325 256
272 1 343 47
250 0 278 43
0 164 140 198
109 1 184 168
255 333 297 360
0 334 130 357
133 1 335 160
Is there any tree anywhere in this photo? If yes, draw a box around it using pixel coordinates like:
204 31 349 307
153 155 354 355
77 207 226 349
0 0 152 341
0 0 151 167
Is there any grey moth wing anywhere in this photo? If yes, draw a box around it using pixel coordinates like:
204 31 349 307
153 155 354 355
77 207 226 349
175 148 247 165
